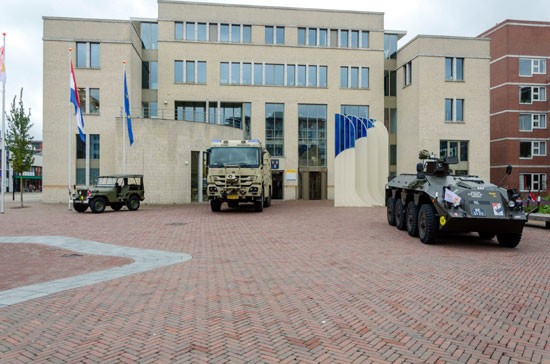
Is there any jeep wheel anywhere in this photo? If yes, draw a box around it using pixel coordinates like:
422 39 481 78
395 199 407 231
211 199 221 212
111 203 123 211
90 197 107 213
127 195 140 211
386 196 396 226
73 203 88 213
418 204 437 244
496 233 521 248
406 201 419 237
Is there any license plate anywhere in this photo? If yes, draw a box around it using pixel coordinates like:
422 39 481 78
227 195 239 200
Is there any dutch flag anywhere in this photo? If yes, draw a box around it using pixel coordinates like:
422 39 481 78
70 60 85 142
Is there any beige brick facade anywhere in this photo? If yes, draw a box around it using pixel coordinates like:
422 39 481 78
42 2 491 204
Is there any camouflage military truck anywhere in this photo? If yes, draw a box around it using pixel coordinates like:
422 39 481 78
72 174 145 213
207 139 272 212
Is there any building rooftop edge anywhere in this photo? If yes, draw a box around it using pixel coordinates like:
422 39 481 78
479 19 550 37
158 0 385 16
399 34 490 52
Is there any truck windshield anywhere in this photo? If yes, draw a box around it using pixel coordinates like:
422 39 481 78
209 147 260 168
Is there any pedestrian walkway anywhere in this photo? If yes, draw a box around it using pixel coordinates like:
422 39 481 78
0 236 191 307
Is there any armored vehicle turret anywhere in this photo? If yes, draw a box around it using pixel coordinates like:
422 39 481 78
386 151 526 248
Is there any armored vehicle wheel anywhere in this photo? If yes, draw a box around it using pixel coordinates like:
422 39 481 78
254 193 264 212
211 199 221 212
111 203 123 211
386 196 396 226
127 195 141 211
90 197 107 213
263 194 271 208
418 204 437 244
73 203 88 213
496 233 521 248
478 232 496 240
406 201 419 237
395 199 407 231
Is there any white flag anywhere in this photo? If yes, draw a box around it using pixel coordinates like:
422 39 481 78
444 188 461 206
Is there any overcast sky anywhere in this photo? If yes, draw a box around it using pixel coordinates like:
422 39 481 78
1 0 549 139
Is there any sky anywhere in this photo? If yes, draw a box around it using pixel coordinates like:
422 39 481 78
1 0 550 140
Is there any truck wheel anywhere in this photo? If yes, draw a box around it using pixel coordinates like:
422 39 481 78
496 233 521 248
90 197 106 213
127 195 140 211
395 199 407 231
73 203 88 213
254 194 264 212
406 201 419 237
386 196 396 226
263 193 271 208
211 199 222 212
418 204 437 244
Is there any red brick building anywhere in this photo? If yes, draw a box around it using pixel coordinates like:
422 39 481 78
479 20 550 197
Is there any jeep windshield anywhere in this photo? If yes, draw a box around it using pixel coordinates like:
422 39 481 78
95 177 119 187
209 147 260 168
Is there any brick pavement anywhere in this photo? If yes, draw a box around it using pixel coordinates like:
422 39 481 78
0 196 548 363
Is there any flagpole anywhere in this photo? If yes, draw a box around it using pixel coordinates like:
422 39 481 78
122 60 126 174
1 33 6 214
68 48 72 210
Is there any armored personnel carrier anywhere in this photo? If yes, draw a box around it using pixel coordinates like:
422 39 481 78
386 151 526 248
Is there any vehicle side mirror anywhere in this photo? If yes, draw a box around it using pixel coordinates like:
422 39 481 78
416 162 424 173
506 165 512 175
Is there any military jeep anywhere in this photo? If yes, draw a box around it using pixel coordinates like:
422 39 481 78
72 174 145 213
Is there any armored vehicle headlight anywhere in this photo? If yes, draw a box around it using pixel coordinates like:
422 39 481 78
508 201 515 208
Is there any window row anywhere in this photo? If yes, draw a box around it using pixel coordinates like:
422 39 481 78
402 57 464 87
519 113 547 131
519 58 547 77
340 67 370 89
172 21 370 48
220 62 328 87
298 28 369 48
174 60 207 84
520 140 547 158
175 22 251 43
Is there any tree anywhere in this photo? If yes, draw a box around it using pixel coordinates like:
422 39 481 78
6 88 34 208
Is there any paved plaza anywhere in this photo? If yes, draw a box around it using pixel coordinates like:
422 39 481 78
0 195 548 363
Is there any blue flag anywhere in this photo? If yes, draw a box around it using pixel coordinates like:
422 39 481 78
124 69 134 145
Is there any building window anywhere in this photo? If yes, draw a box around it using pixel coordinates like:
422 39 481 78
404 61 412 86
520 141 547 158
140 22 158 50
341 105 369 118
287 65 295 86
298 104 327 167
384 34 397 59
265 64 284 86
519 58 547 77
254 63 263 85
440 140 469 174
340 66 369 89
520 113 547 131
142 61 158 90
266 103 284 156
175 60 206 84
319 29 328 47
175 22 183 40
384 71 396 96
445 98 464 122
520 86 547 104
265 26 284 44
142 101 158 118
76 134 100 186
76 42 100 68
445 57 464 81
298 28 306 45
390 145 397 165
175 101 206 122
519 173 547 192
78 88 100 114
384 108 397 134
